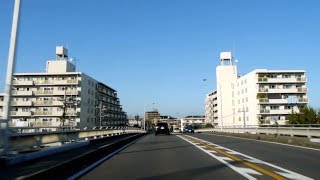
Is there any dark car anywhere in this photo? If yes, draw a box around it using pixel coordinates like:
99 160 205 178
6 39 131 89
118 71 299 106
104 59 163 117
155 122 170 135
184 125 194 133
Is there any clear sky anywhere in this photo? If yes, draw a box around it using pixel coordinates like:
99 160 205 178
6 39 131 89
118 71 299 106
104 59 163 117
0 0 319 118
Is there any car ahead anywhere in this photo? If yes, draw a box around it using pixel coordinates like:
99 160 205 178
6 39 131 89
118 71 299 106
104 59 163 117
184 125 194 133
155 122 170 135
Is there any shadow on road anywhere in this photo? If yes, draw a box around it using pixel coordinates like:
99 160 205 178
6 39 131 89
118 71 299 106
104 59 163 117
137 161 243 179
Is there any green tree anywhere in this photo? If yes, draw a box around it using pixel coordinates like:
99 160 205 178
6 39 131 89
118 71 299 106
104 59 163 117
287 106 320 124
204 123 214 128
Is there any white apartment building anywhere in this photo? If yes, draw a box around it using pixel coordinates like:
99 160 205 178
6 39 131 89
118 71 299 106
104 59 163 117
180 115 205 130
0 46 127 130
205 90 218 125
212 52 307 126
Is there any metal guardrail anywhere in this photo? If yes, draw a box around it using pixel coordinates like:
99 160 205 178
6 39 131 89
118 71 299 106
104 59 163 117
1 127 146 153
195 125 320 138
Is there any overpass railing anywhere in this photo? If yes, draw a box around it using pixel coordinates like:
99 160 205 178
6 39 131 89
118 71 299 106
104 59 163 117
195 125 320 138
0 126 146 154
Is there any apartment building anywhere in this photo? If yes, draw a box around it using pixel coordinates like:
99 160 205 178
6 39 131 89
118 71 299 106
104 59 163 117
212 52 308 126
205 90 218 126
0 46 127 130
145 110 160 129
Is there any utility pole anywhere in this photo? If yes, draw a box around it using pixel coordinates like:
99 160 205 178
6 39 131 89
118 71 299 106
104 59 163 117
1 0 21 156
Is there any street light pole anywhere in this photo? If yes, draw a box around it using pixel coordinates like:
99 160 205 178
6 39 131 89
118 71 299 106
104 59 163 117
1 0 21 156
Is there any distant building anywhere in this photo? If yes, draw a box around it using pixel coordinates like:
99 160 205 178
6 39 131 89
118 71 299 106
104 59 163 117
128 115 142 127
159 115 180 126
145 110 160 129
180 115 205 130
205 90 218 126
0 46 127 131
208 51 308 127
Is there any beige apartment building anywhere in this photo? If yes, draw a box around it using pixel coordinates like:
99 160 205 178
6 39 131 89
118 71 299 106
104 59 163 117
0 46 127 130
205 90 218 125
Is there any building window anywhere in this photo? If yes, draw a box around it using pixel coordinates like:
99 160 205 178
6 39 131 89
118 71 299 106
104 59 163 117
270 105 279 110
246 97 248 102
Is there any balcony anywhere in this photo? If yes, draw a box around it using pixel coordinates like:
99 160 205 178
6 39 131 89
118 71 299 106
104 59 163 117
34 80 54 85
260 109 270 113
258 98 269 103
10 111 33 117
258 77 307 83
53 79 78 85
297 77 307 82
12 90 33 96
298 98 308 103
267 88 307 94
33 111 63 116
65 111 78 116
34 90 54 95
269 109 292 114
11 101 33 106
297 87 307 93
12 80 34 86
30 121 52 127
258 88 268 92
258 77 268 82
54 90 79 96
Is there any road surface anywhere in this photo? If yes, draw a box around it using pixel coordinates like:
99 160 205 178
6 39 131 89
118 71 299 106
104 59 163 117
80 133 320 179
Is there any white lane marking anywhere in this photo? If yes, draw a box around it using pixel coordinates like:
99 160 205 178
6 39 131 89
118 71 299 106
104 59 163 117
178 135 257 180
218 156 234 161
276 172 305 180
236 167 262 176
67 135 145 180
204 133 320 152
188 135 313 180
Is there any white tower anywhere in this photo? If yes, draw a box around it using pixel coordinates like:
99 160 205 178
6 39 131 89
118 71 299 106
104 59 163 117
216 52 238 127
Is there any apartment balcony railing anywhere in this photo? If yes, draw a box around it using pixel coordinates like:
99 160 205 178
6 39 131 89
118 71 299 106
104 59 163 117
298 98 308 103
33 111 53 116
34 90 54 95
269 109 292 114
30 121 53 127
258 77 307 83
11 101 33 106
53 79 78 85
12 80 34 86
34 80 54 85
260 109 270 113
65 111 78 116
35 100 64 106
297 77 307 82
297 87 308 93
54 90 79 96
258 88 268 92
10 111 33 117
258 77 268 82
258 98 269 103
12 90 33 96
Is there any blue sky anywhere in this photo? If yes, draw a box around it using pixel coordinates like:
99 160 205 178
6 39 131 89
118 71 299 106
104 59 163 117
0 0 319 118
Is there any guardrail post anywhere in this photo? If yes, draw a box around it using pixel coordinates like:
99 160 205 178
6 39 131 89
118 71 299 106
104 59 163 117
307 128 311 138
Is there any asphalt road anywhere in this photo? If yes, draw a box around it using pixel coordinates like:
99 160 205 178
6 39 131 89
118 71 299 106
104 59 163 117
80 133 320 180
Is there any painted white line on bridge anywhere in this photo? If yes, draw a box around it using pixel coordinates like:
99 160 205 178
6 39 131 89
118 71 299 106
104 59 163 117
204 133 320 152
178 135 313 180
